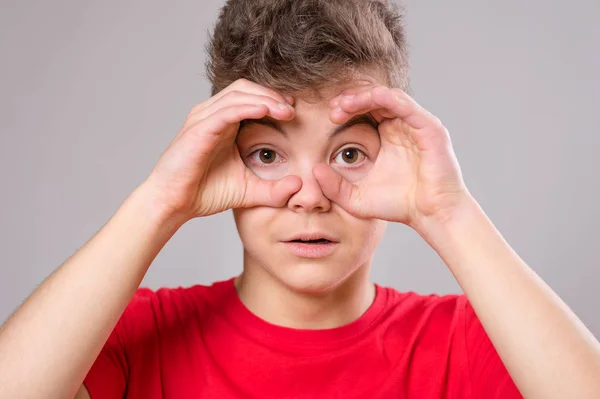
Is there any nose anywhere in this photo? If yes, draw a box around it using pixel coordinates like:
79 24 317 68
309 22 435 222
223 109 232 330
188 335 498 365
287 168 331 213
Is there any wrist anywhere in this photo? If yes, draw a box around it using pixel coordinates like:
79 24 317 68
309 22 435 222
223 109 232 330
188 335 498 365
126 183 190 235
412 192 483 252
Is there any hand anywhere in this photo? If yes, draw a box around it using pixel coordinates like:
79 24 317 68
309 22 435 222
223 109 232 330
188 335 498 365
141 79 302 222
313 84 472 229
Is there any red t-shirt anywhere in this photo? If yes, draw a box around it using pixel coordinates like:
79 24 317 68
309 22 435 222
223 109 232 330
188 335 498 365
84 277 523 398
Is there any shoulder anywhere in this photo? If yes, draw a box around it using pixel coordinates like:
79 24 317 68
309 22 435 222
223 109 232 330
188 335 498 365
375 285 475 361
128 277 234 311
381 284 470 329
116 277 235 343
373 286 476 391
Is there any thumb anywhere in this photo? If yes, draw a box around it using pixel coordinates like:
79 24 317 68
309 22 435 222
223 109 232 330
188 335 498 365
312 163 359 214
243 175 302 208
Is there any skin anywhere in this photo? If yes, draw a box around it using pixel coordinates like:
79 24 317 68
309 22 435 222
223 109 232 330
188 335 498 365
232 79 387 329
0 74 599 398
0 79 303 399
298 81 600 398
233 77 600 398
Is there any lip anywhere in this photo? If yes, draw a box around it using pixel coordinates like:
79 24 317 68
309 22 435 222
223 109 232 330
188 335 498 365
281 241 339 258
284 232 339 243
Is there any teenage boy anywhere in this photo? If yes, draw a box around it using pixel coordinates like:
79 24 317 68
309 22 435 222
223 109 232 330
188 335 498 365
1 1 599 398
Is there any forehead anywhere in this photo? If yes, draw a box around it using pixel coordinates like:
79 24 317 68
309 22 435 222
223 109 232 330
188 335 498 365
241 112 378 140
284 74 383 125
238 73 384 137
294 73 383 103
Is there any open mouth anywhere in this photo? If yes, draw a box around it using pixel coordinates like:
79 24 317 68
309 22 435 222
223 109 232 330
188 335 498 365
283 234 338 258
289 239 332 244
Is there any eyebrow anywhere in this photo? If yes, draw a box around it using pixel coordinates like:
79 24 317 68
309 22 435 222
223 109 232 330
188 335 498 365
240 113 379 138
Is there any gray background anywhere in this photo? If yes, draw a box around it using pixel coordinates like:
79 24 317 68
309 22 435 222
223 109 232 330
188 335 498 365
1 1 598 337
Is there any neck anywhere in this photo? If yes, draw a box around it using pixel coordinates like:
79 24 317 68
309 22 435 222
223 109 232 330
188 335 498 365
234 258 376 330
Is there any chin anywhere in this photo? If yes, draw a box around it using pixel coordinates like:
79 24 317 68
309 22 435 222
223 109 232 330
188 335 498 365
261 255 367 295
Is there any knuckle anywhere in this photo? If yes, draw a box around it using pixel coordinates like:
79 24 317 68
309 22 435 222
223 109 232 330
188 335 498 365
226 104 254 122
223 90 243 101
265 88 284 100
232 78 283 102
221 105 238 120
429 114 445 130
372 85 388 94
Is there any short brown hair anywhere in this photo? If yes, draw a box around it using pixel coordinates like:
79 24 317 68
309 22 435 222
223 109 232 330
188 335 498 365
205 0 410 96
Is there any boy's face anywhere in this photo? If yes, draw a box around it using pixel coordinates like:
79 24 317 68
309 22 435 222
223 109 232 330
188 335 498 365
233 80 387 294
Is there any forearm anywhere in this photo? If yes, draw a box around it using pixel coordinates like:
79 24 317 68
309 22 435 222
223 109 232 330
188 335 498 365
0 184 185 399
417 196 600 399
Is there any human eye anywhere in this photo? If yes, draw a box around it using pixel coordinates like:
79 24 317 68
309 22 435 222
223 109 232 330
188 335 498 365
333 146 367 166
248 147 283 166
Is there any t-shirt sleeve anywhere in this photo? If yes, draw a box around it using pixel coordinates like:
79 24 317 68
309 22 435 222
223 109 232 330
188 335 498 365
83 321 128 398
463 298 524 398
83 288 157 398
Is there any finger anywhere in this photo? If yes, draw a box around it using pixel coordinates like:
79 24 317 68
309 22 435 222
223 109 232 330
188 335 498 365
242 175 302 208
329 85 393 124
175 93 294 142
200 79 294 113
330 86 392 123
334 87 436 130
328 84 378 108
176 104 271 156
312 163 361 216
192 91 295 123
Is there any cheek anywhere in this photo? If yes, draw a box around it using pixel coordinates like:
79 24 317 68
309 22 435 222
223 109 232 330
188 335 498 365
248 165 289 181
348 218 387 253
253 162 371 183
233 208 273 246
334 162 375 183
233 208 256 240
252 163 372 183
